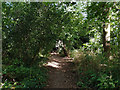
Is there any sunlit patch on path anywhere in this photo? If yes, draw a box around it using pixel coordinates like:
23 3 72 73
44 61 61 68
44 54 77 88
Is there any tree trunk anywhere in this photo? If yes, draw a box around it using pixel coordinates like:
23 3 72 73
103 23 110 57
62 45 69 57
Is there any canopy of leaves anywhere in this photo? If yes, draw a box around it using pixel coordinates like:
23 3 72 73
2 1 120 89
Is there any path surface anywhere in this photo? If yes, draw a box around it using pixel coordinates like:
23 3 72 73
44 53 78 88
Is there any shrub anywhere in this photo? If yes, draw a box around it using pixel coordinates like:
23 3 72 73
2 58 48 89
71 50 120 88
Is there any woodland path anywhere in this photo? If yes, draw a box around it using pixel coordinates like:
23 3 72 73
44 53 78 88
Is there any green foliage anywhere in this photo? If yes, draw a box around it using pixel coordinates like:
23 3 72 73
2 1 120 89
21 67 47 88
72 50 120 89
97 74 117 88
2 57 48 88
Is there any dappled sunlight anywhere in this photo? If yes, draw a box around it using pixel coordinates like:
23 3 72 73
51 52 59 55
45 61 61 68
52 59 62 63
2 1 120 89
45 55 78 88
63 57 74 62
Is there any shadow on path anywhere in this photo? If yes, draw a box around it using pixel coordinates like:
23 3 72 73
44 53 78 88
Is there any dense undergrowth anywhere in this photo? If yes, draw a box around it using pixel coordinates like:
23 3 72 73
71 49 120 89
1 57 48 88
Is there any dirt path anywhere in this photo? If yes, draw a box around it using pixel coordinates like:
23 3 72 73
44 53 78 88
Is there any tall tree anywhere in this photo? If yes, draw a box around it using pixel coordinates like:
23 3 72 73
87 2 116 57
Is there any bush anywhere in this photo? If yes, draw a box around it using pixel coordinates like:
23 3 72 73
71 50 120 89
2 58 48 89
97 74 117 88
